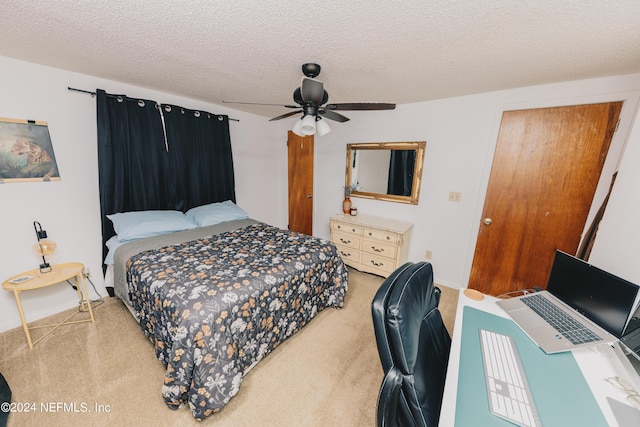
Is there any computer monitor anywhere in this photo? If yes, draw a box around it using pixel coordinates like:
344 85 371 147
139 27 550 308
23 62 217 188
546 250 639 338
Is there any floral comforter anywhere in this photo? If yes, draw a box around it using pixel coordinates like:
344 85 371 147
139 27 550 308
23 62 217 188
126 222 348 420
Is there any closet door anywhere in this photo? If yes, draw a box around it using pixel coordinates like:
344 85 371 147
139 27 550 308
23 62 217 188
287 131 314 235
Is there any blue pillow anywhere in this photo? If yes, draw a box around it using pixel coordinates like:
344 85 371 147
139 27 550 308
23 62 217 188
104 235 125 265
186 200 249 227
107 210 196 242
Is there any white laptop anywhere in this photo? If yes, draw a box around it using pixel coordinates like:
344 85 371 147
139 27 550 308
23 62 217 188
497 251 639 354
620 302 640 366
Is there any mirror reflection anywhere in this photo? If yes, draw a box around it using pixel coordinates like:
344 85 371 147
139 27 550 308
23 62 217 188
345 141 426 205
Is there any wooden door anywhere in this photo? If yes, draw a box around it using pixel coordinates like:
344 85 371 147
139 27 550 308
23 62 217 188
469 102 622 296
287 131 314 235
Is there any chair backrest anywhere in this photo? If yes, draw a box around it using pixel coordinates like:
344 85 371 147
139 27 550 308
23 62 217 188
372 262 415 372
376 366 403 427
372 262 452 427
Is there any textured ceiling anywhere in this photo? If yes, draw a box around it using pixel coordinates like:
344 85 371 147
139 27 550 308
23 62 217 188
1 0 639 118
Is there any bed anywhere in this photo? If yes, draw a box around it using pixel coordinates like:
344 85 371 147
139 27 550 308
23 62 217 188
109 214 348 420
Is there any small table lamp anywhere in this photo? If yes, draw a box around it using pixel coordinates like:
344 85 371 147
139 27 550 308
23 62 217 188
33 221 56 273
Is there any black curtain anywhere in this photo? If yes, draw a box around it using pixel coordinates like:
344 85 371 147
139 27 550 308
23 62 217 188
96 89 235 271
387 150 416 196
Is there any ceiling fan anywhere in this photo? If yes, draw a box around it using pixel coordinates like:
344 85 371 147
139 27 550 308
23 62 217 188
223 63 395 136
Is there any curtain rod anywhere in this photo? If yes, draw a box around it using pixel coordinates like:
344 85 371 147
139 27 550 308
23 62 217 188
67 87 239 122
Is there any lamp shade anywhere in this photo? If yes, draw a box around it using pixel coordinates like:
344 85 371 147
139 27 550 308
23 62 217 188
33 239 56 256
292 118 304 136
300 115 316 135
316 118 331 136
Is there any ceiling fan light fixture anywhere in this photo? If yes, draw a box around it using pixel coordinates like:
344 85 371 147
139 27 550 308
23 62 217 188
300 114 316 135
292 118 304 136
316 118 331 136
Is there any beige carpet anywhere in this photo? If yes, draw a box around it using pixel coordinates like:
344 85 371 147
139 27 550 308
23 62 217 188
0 268 458 427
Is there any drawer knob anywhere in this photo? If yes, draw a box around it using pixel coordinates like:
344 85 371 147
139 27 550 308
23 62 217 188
352 228 356 232
371 246 385 253
340 238 351 244
370 260 384 267
340 251 351 257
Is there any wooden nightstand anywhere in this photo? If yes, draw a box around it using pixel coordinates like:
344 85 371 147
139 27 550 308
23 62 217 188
2 262 95 349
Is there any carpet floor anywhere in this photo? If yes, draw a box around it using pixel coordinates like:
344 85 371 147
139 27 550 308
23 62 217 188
0 267 458 426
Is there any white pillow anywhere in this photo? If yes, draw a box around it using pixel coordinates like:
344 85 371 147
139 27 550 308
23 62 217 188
186 200 249 227
107 210 196 242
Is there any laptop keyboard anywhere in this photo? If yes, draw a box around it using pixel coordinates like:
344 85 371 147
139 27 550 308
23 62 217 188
521 294 602 344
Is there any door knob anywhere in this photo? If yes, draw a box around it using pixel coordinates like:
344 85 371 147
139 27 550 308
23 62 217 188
483 218 493 226
306 194 313 199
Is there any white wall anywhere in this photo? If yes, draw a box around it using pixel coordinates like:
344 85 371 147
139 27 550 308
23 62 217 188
589 104 640 284
0 56 282 332
2 54 639 333
308 73 640 289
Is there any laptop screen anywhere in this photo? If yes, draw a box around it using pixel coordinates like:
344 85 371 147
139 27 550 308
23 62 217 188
546 250 639 338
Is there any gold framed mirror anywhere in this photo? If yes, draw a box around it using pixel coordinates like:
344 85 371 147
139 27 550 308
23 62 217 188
345 141 426 205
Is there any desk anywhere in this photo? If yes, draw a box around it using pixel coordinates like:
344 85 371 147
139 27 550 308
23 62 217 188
2 262 95 349
439 289 640 426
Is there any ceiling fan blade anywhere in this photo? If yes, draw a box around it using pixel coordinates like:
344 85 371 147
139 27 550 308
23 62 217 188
269 110 302 121
319 109 350 123
223 100 299 109
301 78 324 105
326 103 396 111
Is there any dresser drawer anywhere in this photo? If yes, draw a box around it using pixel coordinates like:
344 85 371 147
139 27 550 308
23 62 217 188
362 240 397 260
361 253 396 275
364 227 400 244
333 231 361 250
332 221 364 235
335 245 361 264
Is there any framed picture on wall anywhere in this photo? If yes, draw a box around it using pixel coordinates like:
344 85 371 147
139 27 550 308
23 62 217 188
0 117 60 182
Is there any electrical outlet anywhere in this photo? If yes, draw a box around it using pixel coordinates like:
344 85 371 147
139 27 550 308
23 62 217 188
424 250 433 259
448 191 462 202
83 267 90 278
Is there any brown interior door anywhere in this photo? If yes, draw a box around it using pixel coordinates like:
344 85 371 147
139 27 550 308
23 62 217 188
469 102 622 296
287 131 314 235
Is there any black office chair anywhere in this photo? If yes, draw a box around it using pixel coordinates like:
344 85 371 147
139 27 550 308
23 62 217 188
372 262 452 427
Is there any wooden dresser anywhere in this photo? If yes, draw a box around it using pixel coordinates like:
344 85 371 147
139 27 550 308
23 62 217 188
329 214 413 278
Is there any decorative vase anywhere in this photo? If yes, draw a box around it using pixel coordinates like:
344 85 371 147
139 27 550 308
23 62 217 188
342 197 352 214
